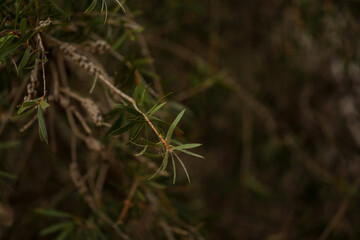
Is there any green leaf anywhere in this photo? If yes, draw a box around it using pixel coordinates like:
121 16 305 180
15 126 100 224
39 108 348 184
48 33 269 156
161 151 169 171
18 47 31 71
55 225 74 240
101 0 108 23
40 100 50 109
0 36 22 61
116 104 141 116
129 123 144 142
148 116 184 134
35 209 73 218
0 16 7 30
112 33 127 50
133 58 151 67
40 222 74 236
109 122 136 136
177 149 204 159
84 0 97 14
171 153 176 184
37 106 49 144
17 99 42 114
11 58 18 74
174 152 191 183
148 152 168 180
146 92 172 116
141 138 162 147
135 145 148 156
147 102 166 116
165 109 185 144
10 107 36 120
114 0 126 13
173 143 202 151
20 18 27 36
21 99 40 107
105 114 123 137
139 86 150 108
39 126 45 142
14 0 24 29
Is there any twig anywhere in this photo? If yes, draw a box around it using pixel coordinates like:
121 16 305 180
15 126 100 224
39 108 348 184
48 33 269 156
318 199 350 240
160 220 176 240
94 162 109 206
117 178 140 224
19 114 38 133
36 33 47 97
68 117 129 239
70 106 92 135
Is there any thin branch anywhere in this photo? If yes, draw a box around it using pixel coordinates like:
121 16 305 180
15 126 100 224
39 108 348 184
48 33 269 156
160 220 176 240
318 199 350 240
117 178 140 224
19 114 38 133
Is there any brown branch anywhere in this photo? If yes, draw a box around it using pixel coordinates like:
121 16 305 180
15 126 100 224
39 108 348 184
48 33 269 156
117 178 140 224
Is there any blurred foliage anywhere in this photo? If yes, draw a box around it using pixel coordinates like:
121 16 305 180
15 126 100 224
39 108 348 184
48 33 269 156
135 0 360 239
2 0 360 239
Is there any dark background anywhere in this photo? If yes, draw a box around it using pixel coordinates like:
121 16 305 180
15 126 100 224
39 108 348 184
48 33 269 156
135 0 360 239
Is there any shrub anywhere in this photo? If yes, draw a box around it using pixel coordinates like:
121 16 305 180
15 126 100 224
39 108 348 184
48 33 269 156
0 1 203 239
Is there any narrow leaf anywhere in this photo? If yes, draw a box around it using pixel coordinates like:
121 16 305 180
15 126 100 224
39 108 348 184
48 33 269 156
112 34 127 50
18 100 39 114
18 47 31 71
55 225 74 240
114 0 126 13
10 107 35 120
116 104 142 116
161 151 169 171
171 153 176 184
135 145 148 156
177 149 204 159
35 209 72 218
37 106 48 144
129 123 144 142
141 138 162 147
17 104 36 115
84 0 97 14
39 127 45 142
148 161 165 180
147 102 166 116
165 109 185 144
173 143 202 151
109 122 136 136
20 18 27 36
40 222 73 236
174 152 191 183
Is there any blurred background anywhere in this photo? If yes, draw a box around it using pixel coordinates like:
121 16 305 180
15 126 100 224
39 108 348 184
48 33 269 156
134 0 360 239
2 0 360 239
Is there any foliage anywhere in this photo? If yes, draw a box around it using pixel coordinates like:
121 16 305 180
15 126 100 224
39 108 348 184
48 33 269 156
0 1 204 239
